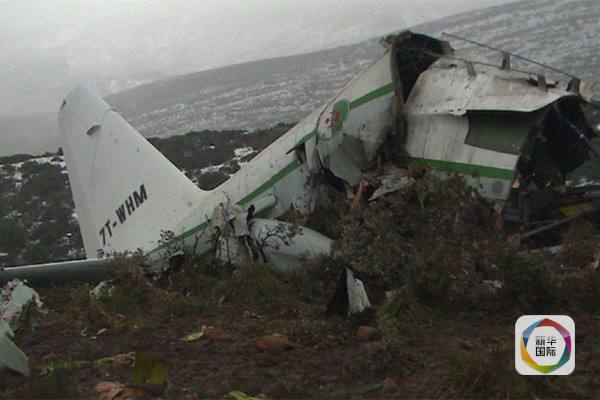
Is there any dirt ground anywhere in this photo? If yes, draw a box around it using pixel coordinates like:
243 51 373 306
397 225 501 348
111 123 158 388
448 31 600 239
2 260 600 400
5 169 600 399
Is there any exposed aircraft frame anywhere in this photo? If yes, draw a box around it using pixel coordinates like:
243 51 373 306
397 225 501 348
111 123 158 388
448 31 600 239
1 31 598 286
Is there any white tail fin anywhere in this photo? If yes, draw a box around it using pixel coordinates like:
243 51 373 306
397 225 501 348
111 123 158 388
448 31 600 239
59 86 205 258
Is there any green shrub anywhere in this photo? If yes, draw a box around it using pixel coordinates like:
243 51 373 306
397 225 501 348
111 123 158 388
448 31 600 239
561 220 599 269
0 221 26 250
213 262 300 314
336 170 504 310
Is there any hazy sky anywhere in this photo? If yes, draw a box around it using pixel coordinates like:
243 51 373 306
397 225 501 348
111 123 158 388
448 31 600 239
0 0 511 118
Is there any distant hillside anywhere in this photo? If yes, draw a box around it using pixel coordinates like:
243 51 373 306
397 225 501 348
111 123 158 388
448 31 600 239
105 0 600 139
1 0 599 156
105 41 382 138
415 0 600 82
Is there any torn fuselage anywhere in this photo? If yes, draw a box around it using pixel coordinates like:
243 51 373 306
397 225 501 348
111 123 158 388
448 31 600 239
293 31 597 226
170 31 599 269
4 31 597 285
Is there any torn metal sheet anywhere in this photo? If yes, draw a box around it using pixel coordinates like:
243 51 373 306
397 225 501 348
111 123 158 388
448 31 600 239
369 164 414 201
327 268 371 316
316 50 395 186
4 30 600 288
405 57 572 116
209 201 332 270
0 279 45 376
249 218 333 273
346 268 371 315
1 279 44 323
0 328 29 377
404 112 518 203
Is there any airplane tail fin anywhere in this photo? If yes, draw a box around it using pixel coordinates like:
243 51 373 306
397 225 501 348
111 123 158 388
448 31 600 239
59 86 206 258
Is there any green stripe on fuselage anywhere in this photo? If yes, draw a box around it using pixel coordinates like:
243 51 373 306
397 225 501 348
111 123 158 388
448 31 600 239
350 82 395 110
404 157 515 180
147 159 301 256
148 82 397 256
238 159 300 206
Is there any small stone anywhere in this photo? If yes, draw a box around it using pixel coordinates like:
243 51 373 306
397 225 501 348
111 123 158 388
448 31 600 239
255 333 299 352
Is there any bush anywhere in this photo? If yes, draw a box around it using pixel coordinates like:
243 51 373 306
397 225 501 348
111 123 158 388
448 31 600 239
336 170 504 310
213 262 301 315
561 220 599 269
0 221 26 250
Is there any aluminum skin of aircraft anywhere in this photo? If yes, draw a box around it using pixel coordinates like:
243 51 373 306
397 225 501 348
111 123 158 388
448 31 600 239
1 31 597 285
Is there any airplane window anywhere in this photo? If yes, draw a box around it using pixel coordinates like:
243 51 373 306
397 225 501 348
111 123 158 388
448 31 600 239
465 112 534 154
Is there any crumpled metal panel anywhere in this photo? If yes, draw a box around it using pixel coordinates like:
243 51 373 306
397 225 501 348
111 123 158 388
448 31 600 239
345 268 371 315
0 279 45 376
250 218 333 274
405 114 518 170
405 57 574 116
316 50 395 186
404 112 519 202
369 164 414 201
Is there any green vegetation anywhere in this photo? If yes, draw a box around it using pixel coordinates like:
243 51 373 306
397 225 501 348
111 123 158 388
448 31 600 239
0 159 82 266
150 122 293 189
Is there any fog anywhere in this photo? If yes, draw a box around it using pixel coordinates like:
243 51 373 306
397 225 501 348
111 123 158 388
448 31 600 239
1 0 511 119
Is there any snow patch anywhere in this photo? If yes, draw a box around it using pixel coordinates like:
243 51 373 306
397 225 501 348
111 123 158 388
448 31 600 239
199 163 226 175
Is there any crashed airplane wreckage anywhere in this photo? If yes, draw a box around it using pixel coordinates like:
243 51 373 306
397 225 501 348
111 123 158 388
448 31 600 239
2 31 599 296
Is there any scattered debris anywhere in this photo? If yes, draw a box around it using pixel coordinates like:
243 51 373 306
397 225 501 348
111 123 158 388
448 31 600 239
90 280 114 300
0 326 29 377
229 390 263 400
182 325 206 342
0 279 46 376
94 381 145 400
134 353 168 388
95 381 127 400
92 354 167 399
327 268 371 316
369 164 415 201
40 352 135 376
1 279 44 324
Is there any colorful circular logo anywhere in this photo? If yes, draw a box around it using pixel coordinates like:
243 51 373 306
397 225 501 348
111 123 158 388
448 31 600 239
520 318 572 373
324 99 350 135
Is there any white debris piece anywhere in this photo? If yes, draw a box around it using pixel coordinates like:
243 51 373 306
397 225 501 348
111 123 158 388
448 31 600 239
1 279 44 324
0 279 45 376
345 268 371 315
233 147 255 159
369 164 414 201
90 280 114 300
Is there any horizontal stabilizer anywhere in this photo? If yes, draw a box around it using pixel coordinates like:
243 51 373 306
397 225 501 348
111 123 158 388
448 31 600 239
0 259 113 286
